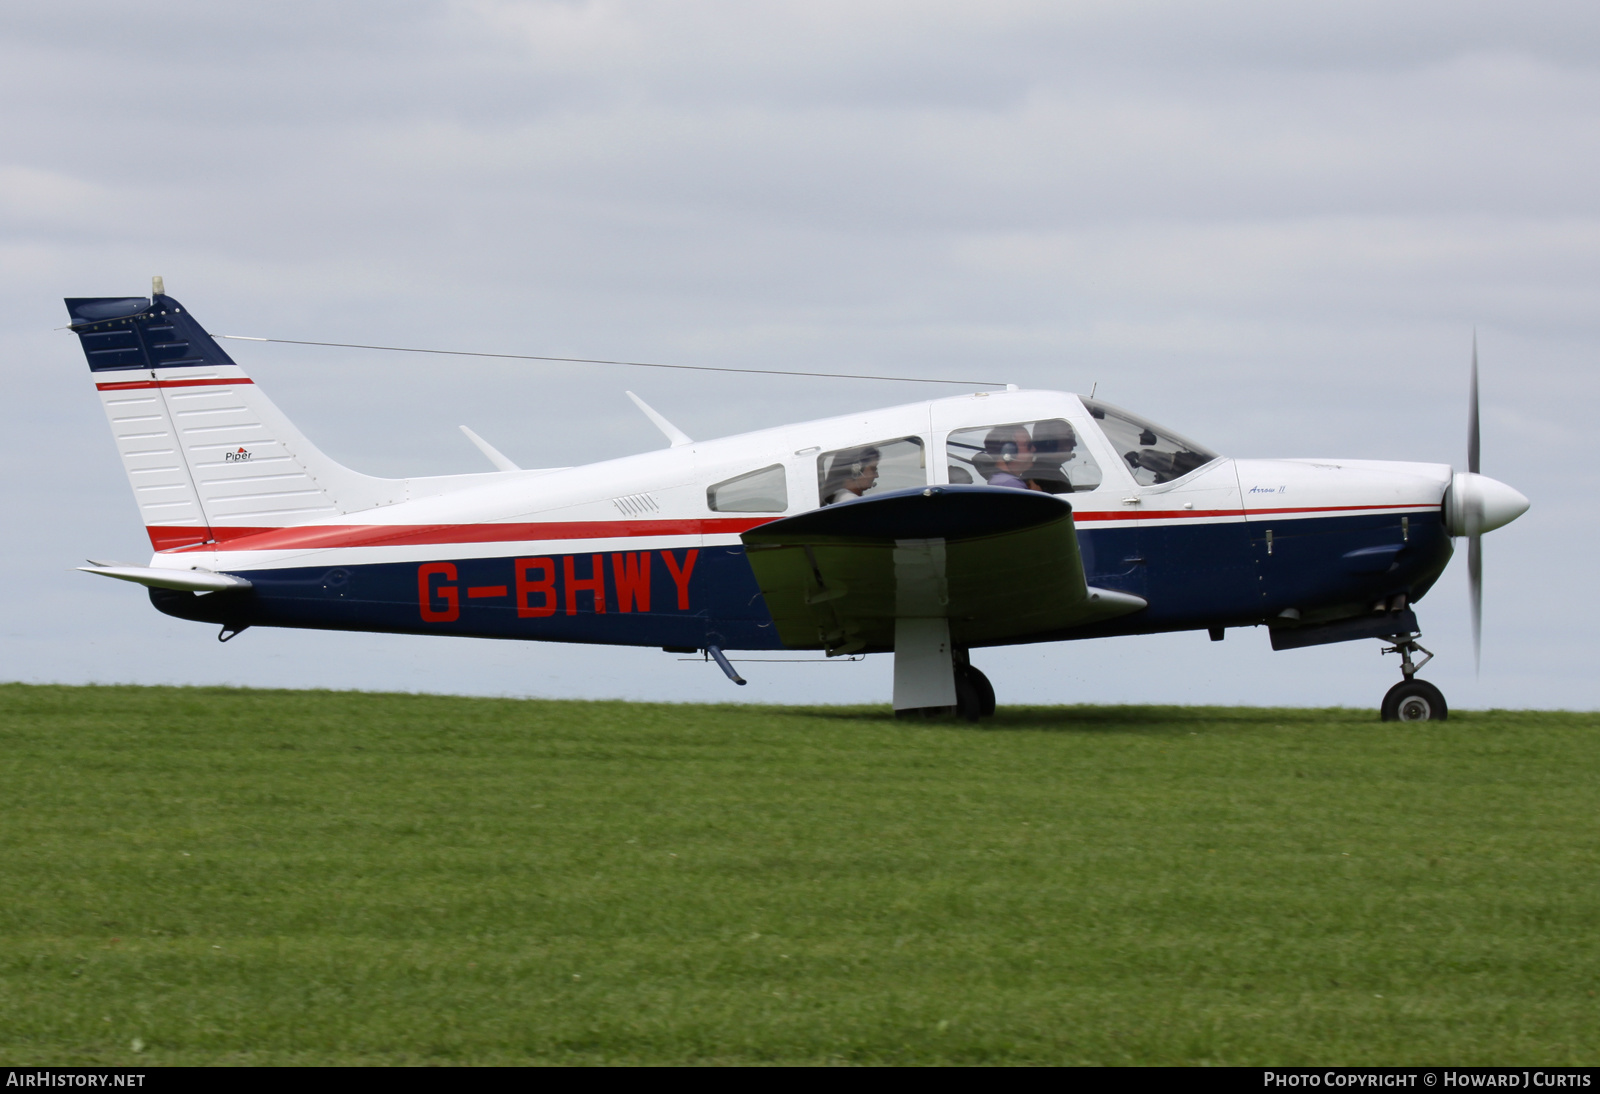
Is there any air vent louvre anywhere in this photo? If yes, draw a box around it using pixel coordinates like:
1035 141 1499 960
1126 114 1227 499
611 493 660 517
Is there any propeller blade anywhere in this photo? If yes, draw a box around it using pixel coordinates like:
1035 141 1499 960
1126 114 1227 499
1468 332 1480 476
1467 332 1482 673
1468 533 1482 675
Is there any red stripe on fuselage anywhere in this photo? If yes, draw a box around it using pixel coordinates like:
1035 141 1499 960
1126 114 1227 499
1073 502 1431 522
96 377 255 391
1243 503 1433 516
152 517 776 552
1072 508 1239 521
148 501 1434 552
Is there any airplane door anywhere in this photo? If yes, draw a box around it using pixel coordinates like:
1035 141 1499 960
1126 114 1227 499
1077 398 1258 626
1126 460 1255 624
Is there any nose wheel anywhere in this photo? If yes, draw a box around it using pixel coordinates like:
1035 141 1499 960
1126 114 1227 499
1381 678 1448 721
1379 636 1448 722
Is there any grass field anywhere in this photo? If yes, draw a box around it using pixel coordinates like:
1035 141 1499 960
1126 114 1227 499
0 683 1595 1066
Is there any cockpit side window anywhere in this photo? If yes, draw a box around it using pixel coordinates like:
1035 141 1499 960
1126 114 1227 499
1082 398 1218 485
945 419 1102 494
817 436 925 505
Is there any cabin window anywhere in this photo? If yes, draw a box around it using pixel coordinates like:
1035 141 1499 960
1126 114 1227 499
817 437 926 505
945 419 1102 494
707 464 788 512
1082 398 1218 485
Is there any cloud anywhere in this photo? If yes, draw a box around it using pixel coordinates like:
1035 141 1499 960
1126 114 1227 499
1 1 1594 708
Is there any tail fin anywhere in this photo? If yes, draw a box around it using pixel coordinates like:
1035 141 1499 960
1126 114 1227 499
66 290 403 551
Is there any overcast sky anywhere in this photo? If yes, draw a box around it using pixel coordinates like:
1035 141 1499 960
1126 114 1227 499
3 1 1594 710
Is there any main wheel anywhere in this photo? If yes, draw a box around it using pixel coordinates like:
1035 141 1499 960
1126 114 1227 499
952 666 996 721
1381 679 1448 722
954 670 982 722
967 666 996 717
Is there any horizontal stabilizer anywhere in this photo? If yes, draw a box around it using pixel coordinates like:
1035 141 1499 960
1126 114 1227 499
79 565 252 592
741 485 1145 653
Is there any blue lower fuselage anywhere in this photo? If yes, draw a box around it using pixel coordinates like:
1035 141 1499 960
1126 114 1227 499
152 510 1453 651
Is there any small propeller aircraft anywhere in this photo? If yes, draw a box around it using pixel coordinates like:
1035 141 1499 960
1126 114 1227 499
65 283 1529 721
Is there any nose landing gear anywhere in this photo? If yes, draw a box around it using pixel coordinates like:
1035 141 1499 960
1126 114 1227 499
1379 636 1448 721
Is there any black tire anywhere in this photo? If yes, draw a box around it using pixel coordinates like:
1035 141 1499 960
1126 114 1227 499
967 666 996 717
1381 679 1448 722
954 670 982 722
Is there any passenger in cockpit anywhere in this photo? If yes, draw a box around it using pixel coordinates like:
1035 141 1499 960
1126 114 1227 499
1027 419 1079 494
820 445 881 505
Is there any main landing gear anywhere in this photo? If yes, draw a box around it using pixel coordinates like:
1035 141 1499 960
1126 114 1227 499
897 661 994 722
1379 635 1448 722
892 621 995 722
955 660 996 722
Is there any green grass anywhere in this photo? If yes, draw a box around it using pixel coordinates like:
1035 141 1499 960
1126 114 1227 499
0 684 1596 1065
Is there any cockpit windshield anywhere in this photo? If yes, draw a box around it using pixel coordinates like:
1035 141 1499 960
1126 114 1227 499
1082 398 1219 485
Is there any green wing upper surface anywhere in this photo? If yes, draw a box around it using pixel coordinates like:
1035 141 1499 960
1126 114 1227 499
740 486 1146 654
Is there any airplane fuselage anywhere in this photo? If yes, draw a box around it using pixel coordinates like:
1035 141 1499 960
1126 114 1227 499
141 387 1455 652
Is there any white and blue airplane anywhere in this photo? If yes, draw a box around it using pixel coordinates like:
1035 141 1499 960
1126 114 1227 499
66 284 1529 721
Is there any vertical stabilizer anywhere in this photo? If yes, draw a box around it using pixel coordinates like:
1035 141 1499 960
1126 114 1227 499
66 292 404 551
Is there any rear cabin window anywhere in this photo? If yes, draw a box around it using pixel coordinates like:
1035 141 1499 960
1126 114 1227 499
707 464 788 512
817 437 926 505
945 419 1102 494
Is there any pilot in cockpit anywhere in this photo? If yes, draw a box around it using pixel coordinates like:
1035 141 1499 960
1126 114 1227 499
820 445 881 505
979 426 1037 490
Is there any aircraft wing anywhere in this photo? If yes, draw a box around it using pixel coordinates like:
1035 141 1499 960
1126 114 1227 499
741 485 1146 654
